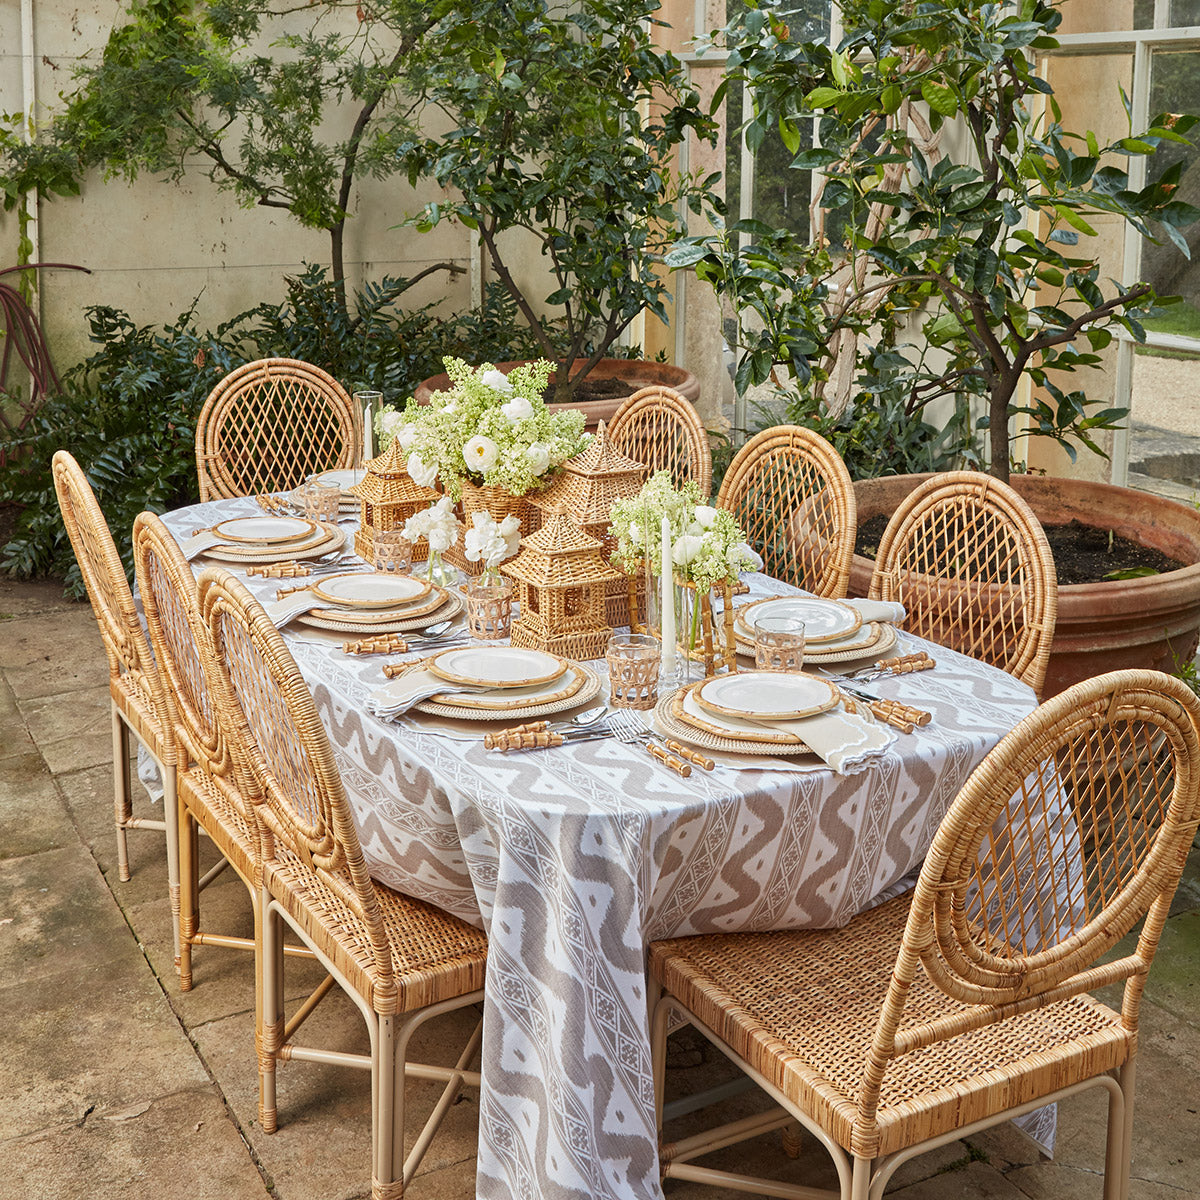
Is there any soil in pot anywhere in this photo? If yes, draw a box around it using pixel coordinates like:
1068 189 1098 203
854 514 1186 585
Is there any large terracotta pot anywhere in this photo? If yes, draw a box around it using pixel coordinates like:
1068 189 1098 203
414 359 700 431
849 473 1200 697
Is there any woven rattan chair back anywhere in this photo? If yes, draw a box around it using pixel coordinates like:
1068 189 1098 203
195 567 394 988
132 512 237 786
52 451 161 693
195 357 357 501
715 425 856 597
859 668 1200 1138
607 386 713 496
868 471 1057 695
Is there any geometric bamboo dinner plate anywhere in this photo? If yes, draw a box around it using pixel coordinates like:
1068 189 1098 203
734 596 862 644
429 662 586 711
199 523 345 563
736 620 896 664
694 671 839 722
308 571 434 610
292 587 463 633
211 515 317 545
410 662 602 721
427 646 568 690
657 690 814 757
671 682 805 745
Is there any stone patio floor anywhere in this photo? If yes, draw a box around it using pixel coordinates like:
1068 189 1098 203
3 573 1199 1200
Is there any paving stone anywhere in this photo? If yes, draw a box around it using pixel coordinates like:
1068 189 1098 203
18 685 113 775
0 577 81 620
1 609 109 699
0 1087 270 1200
0 760 72 859
190 999 483 1200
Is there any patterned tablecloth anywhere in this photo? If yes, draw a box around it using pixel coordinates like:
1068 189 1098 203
163 498 1038 1200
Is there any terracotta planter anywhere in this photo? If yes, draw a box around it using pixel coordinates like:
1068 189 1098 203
849 473 1200 697
414 359 700 431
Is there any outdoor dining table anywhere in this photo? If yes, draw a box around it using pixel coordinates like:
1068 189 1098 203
162 496 1038 1200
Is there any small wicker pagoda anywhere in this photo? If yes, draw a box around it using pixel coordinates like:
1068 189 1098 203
501 511 623 659
530 422 648 626
349 437 439 561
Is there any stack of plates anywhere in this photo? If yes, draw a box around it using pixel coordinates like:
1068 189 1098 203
298 469 362 512
655 671 841 756
734 596 895 663
198 516 346 564
393 645 601 719
293 571 463 633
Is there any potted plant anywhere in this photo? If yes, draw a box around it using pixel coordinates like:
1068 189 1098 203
670 0 1200 693
396 0 720 419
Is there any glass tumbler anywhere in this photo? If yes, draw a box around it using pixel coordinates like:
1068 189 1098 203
607 632 662 709
466 576 513 640
754 616 806 672
373 528 413 574
302 480 341 524
353 390 384 470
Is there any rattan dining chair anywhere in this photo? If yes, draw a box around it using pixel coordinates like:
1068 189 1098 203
650 668 1200 1200
51 453 179 927
607 385 713 496
195 566 488 1200
132 511 287 990
195 357 357 501
715 425 856 597
868 471 1058 696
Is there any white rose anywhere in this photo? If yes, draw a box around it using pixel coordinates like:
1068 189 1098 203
406 453 439 489
378 409 404 437
427 526 454 553
394 424 418 452
501 395 534 421
498 514 521 539
694 505 719 530
673 533 705 567
480 369 514 395
525 441 551 476
463 525 488 563
463 434 500 475
431 496 456 519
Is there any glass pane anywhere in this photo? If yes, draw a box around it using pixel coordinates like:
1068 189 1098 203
1171 0 1200 25
1059 1 1151 34
1129 46 1200 498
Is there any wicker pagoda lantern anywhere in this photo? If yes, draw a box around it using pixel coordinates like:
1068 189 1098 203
530 422 648 626
349 437 439 562
501 511 622 659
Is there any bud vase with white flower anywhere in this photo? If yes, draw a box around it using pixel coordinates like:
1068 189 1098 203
376 357 589 574
401 496 461 587
463 511 522 639
610 472 756 677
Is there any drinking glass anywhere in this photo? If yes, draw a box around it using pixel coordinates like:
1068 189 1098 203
607 632 661 709
754 616 806 672
373 528 413 574
353 390 384 470
302 481 341 524
466 576 513 640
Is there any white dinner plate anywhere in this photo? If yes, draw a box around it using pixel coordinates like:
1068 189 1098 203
695 671 839 722
427 646 568 690
676 684 803 744
211 516 317 545
310 469 363 493
735 597 862 644
309 572 432 610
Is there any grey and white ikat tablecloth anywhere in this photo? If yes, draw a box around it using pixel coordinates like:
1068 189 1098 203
164 498 1038 1200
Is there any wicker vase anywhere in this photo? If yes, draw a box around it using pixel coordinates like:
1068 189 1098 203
447 480 535 576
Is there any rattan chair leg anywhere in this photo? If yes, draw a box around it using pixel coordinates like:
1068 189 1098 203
112 704 133 882
781 1121 804 1159
177 804 200 992
1105 1060 1135 1200
260 900 284 1136
161 765 182 967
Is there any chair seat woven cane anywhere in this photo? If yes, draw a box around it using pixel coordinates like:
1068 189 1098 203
716 425 856 597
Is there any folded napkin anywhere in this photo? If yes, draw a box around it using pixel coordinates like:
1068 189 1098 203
179 530 222 561
844 597 906 624
367 668 491 718
265 591 326 629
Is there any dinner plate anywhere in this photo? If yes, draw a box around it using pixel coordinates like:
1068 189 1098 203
695 671 839 722
212 515 317 545
656 693 813 757
427 646 567 690
412 663 602 721
735 597 862 644
293 588 463 634
737 620 896 662
200 524 345 563
432 664 585 711
310 468 363 493
673 683 803 745
310 585 448 624
309 571 432 610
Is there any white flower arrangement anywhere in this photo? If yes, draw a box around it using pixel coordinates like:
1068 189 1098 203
401 496 460 554
374 358 588 499
609 471 757 593
463 511 521 577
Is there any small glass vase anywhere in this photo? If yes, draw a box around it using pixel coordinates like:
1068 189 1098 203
424 549 457 588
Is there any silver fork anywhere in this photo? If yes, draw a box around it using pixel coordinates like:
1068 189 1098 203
608 709 711 774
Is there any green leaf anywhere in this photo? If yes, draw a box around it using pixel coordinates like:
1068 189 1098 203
920 80 958 117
